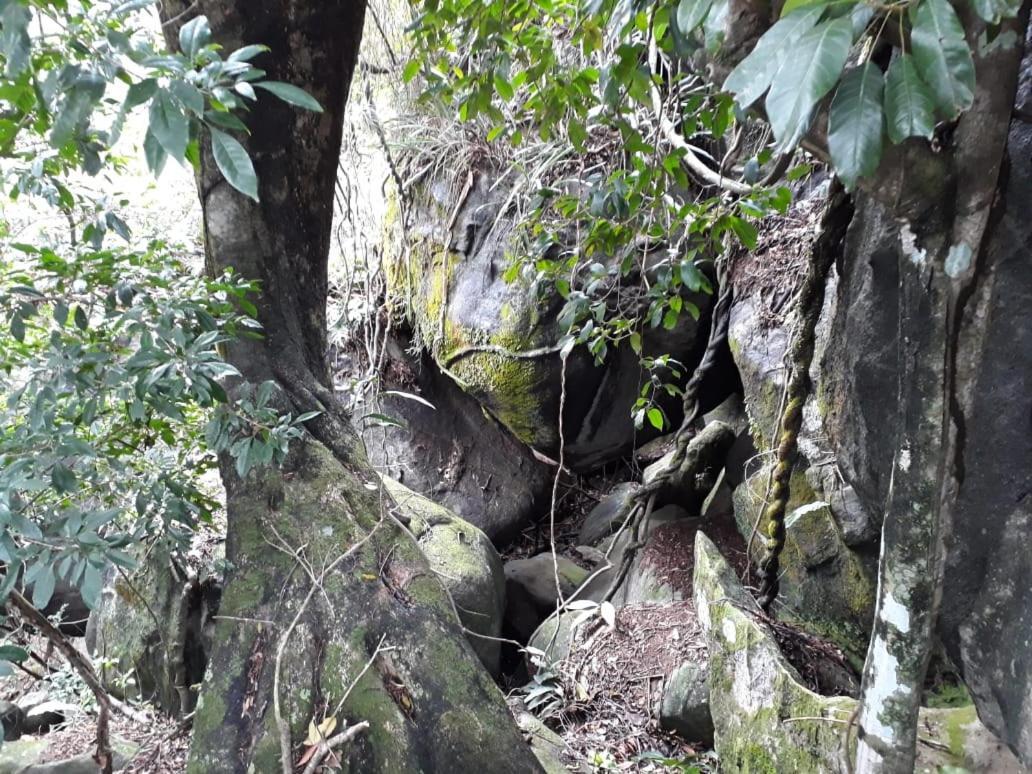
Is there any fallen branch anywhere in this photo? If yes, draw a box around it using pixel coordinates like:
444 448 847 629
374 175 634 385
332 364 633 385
300 721 371 774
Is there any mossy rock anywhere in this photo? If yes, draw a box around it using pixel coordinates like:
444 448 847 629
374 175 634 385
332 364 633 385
732 465 874 661
694 534 1019 774
380 476 506 674
382 168 710 470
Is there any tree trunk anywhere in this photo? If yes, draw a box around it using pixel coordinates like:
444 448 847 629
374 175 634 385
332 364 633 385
160 3 542 772
852 10 1029 771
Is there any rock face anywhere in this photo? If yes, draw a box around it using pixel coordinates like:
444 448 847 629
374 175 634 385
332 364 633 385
693 533 1022 773
659 662 713 744
85 544 221 716
383 168 719 471
728 277 877 660
356 335 552 544
380 476 506 675
505 553 590 643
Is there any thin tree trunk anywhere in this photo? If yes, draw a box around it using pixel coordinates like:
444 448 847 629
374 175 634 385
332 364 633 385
853 9 1028 770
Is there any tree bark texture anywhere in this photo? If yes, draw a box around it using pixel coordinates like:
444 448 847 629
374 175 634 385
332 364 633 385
849 9 1030 772
160 3 542 771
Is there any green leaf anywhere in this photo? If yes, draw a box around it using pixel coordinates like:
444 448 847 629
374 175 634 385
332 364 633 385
0 4 31 77
676 0 715 35
909 0 975 118
210 129 259 201
493 73 514 101
31 566 55 609
149 90 189 162
972 0 1022 23
169 80 205 116
647 407 664 430
827 62 885 190
52 464 77 493
144 128 168 176
779 0 833 17
254 81 323 112
723 7 824 109
229 44 269 62
884 54 936 144
403 59 421 82
10 313 24 342
178 15 212 60
765 17 854 151
0 645 28 664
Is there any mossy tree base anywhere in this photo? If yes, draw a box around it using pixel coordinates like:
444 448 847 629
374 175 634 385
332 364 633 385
187 441 541 773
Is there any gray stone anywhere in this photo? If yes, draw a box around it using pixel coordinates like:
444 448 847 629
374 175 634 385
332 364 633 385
641 422 737 513
20 701 78 735
355 334 552 544
381 476 506 675
0 702 23 742
731 465 874 658
513 703 568 774
384 168 715 471
577 483 638 546
0 738 47 774
660 662 713 744
505 553 589 643
85 543 221 717
693 533 1023 773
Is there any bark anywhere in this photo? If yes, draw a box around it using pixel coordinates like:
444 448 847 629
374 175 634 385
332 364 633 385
851 10 1029 772
159 3 542 772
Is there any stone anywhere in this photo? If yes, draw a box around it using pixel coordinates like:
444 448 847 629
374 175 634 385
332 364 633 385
355 334 552 544
85 543 222 717
20 701 78 735
504 554 589 643
731 466 874 660
381 476 506 675
660 662 713 745
0 738 47 774
383 167 717 471
577 483 638 546
0 702 24 742
641 422 737 513
513 702 568 774
693 533 1024 773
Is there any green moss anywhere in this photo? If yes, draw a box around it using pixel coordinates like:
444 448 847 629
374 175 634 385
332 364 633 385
943 705 978 759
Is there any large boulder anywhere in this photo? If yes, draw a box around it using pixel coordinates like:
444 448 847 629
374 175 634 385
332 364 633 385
383 168 720 470
380 476 506 675
693 533 1022 773
355 335 552 544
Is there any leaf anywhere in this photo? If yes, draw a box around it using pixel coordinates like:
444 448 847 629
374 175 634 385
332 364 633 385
827 62 885 190
566 600 598 611
144 128 168 176
765 17 854 151
599 601 616 628
883 54 936 144
254 81 323 112
81 562 103 609
383 390 437 410
360 412 405 428
149 90 189 162
676 0 715 36
909 0 975 119
403 59 421 82
723 7 824 109
178 15 212 60
0 645 28 664
31 566 56 609
493 73 514 101
169 80 205 116
647 407 664 429
779 0 834 17
210 129 259 201
52 464 77 493
972 0 1022 23
0 3 31 77
229 44 270 62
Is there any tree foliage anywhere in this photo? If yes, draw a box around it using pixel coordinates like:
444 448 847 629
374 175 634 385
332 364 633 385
0 0 318 679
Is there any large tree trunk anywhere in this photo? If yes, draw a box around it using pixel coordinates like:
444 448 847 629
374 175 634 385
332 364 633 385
851 10 1029 771
161 4 541 772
